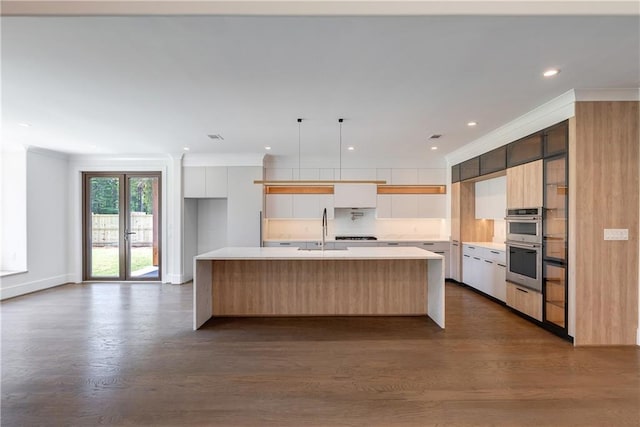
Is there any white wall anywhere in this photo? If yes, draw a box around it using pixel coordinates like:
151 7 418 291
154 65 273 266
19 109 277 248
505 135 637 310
67 154 177 283
1 148 71 299
1 147 27 273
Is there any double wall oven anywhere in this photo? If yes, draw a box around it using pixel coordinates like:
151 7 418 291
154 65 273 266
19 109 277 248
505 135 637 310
505 207 542 291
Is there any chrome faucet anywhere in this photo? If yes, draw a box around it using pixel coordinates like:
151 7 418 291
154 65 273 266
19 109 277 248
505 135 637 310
321 208 328 250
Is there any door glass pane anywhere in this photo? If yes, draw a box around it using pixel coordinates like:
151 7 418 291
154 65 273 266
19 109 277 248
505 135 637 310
544 156 567 261
89 177 120 277
545 263 566 328
508 221 538 236
509 246 538 279
128 176 159 279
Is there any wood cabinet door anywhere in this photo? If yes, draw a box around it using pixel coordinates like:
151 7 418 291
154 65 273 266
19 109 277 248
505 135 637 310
506 282 542 321
506 164 524 208
523 160 543 207
507 160 542 208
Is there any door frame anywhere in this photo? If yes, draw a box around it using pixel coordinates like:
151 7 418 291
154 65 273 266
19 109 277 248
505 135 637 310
82 171 162 281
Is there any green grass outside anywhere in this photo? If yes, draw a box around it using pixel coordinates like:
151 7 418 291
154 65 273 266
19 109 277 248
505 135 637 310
91 246 155 277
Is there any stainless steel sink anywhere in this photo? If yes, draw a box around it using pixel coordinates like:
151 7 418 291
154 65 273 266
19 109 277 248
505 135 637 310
297 247 348 251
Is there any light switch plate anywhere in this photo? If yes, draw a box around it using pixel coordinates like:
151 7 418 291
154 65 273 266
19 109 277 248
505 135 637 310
604 228 629 241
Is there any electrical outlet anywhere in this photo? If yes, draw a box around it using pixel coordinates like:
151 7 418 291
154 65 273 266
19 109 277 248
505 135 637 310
604 228 629 241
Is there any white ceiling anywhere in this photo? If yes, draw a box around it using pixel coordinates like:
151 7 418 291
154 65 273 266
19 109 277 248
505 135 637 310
2 14 639 166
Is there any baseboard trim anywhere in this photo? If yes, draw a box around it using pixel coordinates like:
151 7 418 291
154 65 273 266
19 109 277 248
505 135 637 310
166 274 191 284
0 274 75 300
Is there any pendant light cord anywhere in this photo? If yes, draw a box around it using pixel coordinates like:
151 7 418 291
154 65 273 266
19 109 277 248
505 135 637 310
338 118 343 180
297 118 302 178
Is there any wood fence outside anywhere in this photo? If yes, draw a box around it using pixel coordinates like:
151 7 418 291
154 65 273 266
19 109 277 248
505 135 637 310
92 213 153 246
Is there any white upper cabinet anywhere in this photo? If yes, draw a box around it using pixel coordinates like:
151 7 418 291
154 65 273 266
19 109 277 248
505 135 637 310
184 167 206 198
418 195 446 218
184 166 228 198
334 183 377 208
391 168 418 184
338 168 377 180
204 167 228 197
390 195 419 218
475 176 506 220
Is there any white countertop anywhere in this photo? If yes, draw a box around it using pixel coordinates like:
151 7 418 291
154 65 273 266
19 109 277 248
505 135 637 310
263 237 449 243
196 246 445 260
462 242 506 251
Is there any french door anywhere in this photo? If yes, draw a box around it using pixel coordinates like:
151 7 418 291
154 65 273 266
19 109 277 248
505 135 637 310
83 172 161 281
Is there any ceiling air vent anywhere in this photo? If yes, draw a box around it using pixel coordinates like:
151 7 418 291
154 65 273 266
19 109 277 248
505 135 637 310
207 134 224 141
429 134 442 139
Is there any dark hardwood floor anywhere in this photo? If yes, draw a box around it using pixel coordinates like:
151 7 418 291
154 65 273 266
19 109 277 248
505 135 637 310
2 282 639 426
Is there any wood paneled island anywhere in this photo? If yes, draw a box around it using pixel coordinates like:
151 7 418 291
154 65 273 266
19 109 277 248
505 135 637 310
193 246 445 329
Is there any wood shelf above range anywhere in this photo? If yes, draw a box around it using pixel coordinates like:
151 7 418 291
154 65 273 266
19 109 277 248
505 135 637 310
260 182 447 195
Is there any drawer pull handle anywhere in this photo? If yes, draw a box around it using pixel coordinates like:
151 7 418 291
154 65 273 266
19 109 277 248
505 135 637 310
491 251 500 254
423 243 434 246
434 251 445 254
484 260 493 264
473 257 481 260
497 263 506 267
388 243 399 246
463 255 470 258
516 288 529 294
279 242 291 245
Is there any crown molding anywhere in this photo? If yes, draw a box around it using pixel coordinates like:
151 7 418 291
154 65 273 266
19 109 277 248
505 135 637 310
26 145 70 160
445 89 576 166
574 88 640 101
3 1 639 16
182 152 265 167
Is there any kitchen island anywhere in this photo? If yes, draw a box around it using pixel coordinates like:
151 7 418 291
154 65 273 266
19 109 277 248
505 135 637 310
193 246 445 330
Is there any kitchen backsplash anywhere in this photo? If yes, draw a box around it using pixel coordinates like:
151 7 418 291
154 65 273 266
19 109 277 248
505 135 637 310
264 217 447 240
334 208 376 236
493 219 506 243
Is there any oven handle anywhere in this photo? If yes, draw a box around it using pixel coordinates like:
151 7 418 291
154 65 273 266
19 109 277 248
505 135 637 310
507 241 541 249
504 216 542 221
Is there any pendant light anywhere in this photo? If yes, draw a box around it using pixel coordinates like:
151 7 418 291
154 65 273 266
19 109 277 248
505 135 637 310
254 116 385 186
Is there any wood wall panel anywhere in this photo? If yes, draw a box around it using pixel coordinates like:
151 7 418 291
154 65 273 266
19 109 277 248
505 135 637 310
460 181 494 242
450 182 460 241
211 259 427 316
574 101 639 345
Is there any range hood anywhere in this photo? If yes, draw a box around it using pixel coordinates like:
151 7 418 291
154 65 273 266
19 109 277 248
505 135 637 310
333 183 377 208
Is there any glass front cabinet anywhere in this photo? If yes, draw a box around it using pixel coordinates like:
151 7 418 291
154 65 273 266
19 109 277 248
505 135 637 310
542 123 568 335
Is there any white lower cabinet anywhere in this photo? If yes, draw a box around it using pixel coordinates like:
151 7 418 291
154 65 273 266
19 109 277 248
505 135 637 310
263 241 306 248
462 244 506 302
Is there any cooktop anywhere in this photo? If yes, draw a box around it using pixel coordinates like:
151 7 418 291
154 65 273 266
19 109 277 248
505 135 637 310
334 235 378 241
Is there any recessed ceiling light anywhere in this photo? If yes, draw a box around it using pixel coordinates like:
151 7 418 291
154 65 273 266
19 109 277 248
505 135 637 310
347 146 355 151
264 146 272 150
18 122 31 128
183 147 190 151
543 68 560 77
431 146 438 150
467 121 477 127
